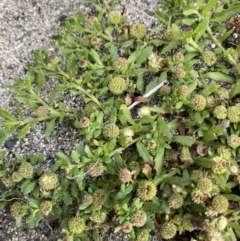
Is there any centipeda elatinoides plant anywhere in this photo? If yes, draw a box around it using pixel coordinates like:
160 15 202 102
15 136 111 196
0 0 240 240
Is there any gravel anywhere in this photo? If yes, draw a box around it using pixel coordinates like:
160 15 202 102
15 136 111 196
0 0 162 240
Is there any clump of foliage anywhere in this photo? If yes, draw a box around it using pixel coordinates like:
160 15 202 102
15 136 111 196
0 0 240 240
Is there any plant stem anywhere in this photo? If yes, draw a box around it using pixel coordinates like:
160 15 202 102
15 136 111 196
109 136 143 157
206 27 237 66
101 0 110 12
186 37 204 54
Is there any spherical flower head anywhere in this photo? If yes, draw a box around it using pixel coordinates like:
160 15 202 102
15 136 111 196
39 172 58 190
108 77 127 95
40 201 52 216
227 106 240 123
227 47 239 62
108 11 123 25
80 117 90 128
213 106 227 120
197 178 213 194
191 94 206 111
90 212 106 224
174 52 184 62
138 106 151 117
36 106 49 117
50 56 60 64
130 23 147 39
160 222 177 240
168 193 184 209
75 75 82 83
212 159 227 174
131 210 147 227
103 123 119 139
212 195 229 214
122 222 133 234
190 170 204 182
119 168 132 183
85 162 104 177
217 146 231 160
10 202 25 218
159 85 171 96
11 172 23 183
164 29 178 41
122 128 134 138
175 68 186 79
113 58 129 72
136 229 150 241
206 96 216 108
209 231 224 241
229 165 239 175
18 162 34 178
148 53 165 70
182 215 194 232
227 134 240 149
148 140 156 149
90 37 100 46
84 102 97 116
178 85 189 96
1 177 15 188
93 189 107 207
81 35 91 47
203 51 217 66
217 216 228 231
68 217 85 234
137 180 157 201
172 214 183 225
88 16 98 25
82 194 93 206
191 188 207 204
79 59 88 68
128 161 140 172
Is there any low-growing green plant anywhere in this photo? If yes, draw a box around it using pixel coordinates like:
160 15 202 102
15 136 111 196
0 0 240 240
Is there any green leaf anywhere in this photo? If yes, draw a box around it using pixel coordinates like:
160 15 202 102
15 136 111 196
155 10 168 24
22 181 37 195
202 0 218 15
45 118 56 137
230 82 240 99
57 152 70 164
200 82 219 97
161 40 181 54
171 136 196 146
63 191 72 205
119 105 135 125
194 18 209 42
0 201 7 210
17 124 31 139
193 157 215 168
89 49 103 66
71 150 80 163
157 116 172 139
224 194 240 202
0 108 17 122
16 104 24 118
203 72 233 83
37 71 45 94
166 176 191 185
211 4 240 22
28 198 40 209
136 47 153 65
154 147 164 176
30 153 44 165
136 141 152 162
183 9 199 16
